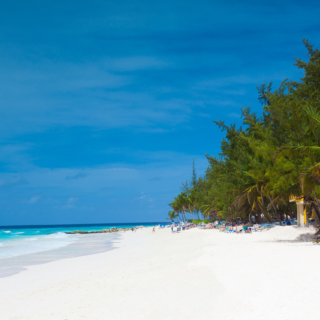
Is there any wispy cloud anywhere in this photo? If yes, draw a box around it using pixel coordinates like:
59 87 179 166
0 0 318 225
64 197 78 209
28 196 41 204
195 74 286 89
66 172 87 180
104 56 170 72
137 192 153 202
228 113 241 118
0 176 25 188
149 176 162 182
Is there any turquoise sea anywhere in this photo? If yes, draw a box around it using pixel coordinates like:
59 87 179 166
0 223 166 260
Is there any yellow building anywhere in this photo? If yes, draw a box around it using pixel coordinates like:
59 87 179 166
289 195 306 227
289 195 316 227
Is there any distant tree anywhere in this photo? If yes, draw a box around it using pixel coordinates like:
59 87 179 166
191 159 197 189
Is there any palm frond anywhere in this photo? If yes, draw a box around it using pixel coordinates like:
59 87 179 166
305 106 320 125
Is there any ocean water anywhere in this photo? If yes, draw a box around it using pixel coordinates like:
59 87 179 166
0 222 165 260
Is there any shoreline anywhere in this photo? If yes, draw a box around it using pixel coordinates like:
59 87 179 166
65 226 145 234
1 226 320 319
0 232 121 278
0 224 159 263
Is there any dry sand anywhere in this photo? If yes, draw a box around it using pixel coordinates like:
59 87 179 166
1 226 320 320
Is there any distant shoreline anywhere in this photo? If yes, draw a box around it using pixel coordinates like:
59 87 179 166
0 222 169 229
0 223 165 263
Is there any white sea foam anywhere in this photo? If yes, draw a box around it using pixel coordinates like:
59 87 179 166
4 231 11 234
15 232 25 235
50 232 68 238
0 233 77 260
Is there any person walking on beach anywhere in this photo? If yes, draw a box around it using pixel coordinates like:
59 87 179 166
152 226 155 233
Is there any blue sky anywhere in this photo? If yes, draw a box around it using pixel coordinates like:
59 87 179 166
0 0 320 225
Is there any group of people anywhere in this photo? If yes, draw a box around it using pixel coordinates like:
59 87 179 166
129 225 157 233
131 226 144 232
194 221 265 233
152 221 266 234
170 222 195 232
220 223 264 233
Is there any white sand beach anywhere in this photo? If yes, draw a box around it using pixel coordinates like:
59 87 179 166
1 226 320 320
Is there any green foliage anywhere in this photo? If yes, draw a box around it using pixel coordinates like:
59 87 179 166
167 211 178 220
191 219 213 224
169 40 320 222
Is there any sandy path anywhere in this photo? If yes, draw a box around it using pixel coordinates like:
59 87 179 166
1 226 320 319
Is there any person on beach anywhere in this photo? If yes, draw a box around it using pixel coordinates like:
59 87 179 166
152 226 155 233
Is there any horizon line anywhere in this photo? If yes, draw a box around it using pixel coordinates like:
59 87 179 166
0 221 170 228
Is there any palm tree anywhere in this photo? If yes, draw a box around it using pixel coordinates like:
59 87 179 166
167 211 177 221
176 193 188 221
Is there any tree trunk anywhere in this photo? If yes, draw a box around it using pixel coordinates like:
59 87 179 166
257 214 261 224
182 209 187 222
311 196 320 223
310 201 320 236
267 196 281 224
271 201 282 225
257 200 272 223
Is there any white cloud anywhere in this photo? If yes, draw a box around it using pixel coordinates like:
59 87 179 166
64 197 78 209
104 56 170 72
195 73 286 88
228 113 241 118
0 176 25 188
28 196 41 204
137 192 153 202
67 197 78 204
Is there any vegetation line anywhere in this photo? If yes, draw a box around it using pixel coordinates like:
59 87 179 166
169 39 320 225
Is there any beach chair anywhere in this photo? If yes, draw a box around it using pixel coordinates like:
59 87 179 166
243 226 252 233
251 224 259 232
227 226 234 233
